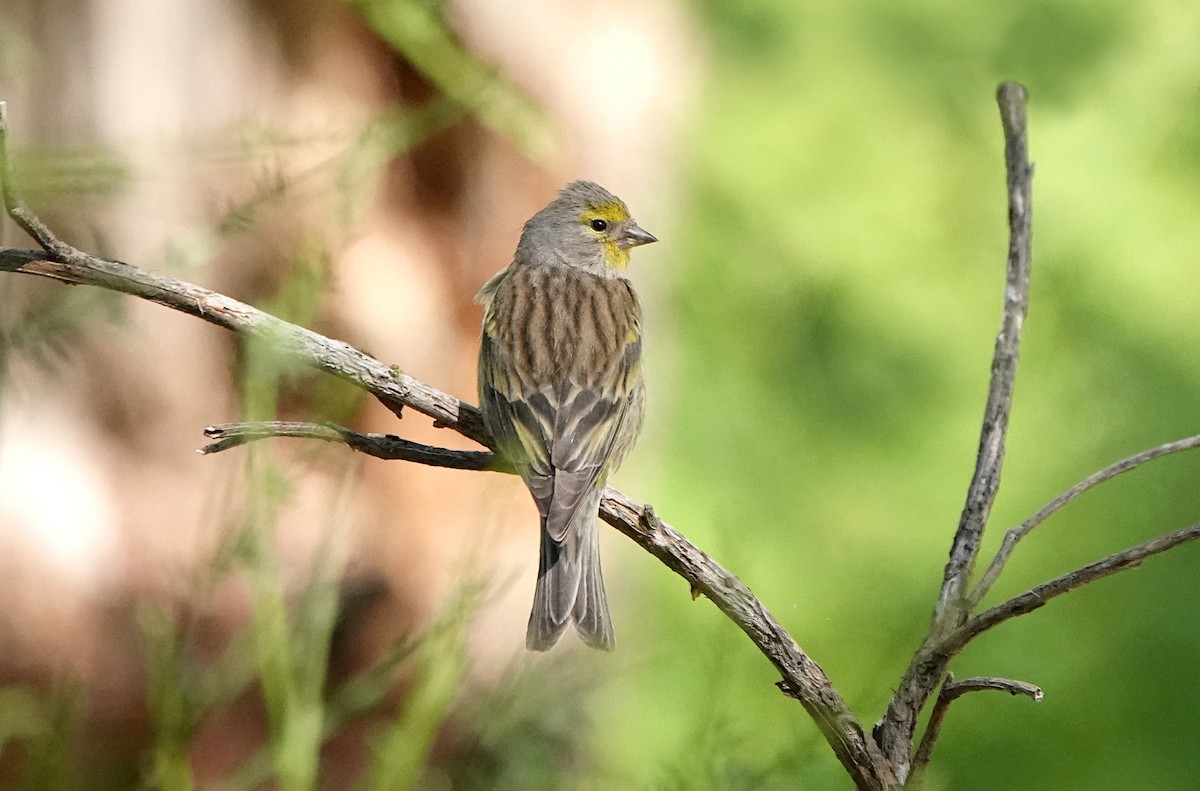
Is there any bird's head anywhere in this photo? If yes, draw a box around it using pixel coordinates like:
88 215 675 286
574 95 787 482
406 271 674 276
518 180 657 274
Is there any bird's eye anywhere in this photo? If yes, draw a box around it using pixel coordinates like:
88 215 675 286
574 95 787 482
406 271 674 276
589 218 608 232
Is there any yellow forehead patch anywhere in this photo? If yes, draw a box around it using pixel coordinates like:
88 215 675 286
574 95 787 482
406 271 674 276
579 200 630 225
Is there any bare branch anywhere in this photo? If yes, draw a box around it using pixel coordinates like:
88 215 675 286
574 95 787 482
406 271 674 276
0 102 75 258
910 673 1042 783
600 498 896 787
883 521 1200 783
941 676 1043 701
880 523 1200 783
934 81 1035 632
944 522 1200 656
0 244 483 437
199 423 898 789
200 421 502 471
969 434 1200 608
8 85 1195 790
876 81 1035 779
0 106 896 791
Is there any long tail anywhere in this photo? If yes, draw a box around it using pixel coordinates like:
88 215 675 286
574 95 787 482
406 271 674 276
526 490 614 651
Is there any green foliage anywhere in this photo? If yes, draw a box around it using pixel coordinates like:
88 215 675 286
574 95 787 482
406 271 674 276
0 686 47 757
359 584 475 791
19 682 79 791
0 286 123 390
346 0 557 159
7 145 132 205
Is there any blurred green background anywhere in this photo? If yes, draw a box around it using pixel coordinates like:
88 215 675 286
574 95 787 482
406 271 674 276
612 1 1200 789
2 0 1200 789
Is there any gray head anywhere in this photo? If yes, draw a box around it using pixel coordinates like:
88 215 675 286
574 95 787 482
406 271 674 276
515 181 657 274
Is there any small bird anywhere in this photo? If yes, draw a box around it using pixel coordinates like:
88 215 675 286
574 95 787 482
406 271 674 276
477 181 657 650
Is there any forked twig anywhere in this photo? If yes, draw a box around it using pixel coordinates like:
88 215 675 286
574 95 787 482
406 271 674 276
876 82 1036 779
0 102 73 258
201 421 501 471
910 673 1043 783
5 86 1200 790
933 81 1035 634
200 418 895 785
969 434 1200 608
0 105 895 791
945 522 1200 656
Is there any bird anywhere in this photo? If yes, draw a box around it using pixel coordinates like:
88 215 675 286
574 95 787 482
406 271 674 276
476 180 657 651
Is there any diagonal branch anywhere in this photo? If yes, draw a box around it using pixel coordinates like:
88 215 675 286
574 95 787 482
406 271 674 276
605 498 895 785
9 85 1196 790
968 434 1200 608
199 419 897 787
943 522 1200 656
0 105 895 790
881 518 1200 786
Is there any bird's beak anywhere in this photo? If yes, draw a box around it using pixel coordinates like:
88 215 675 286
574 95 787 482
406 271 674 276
619 223 658 250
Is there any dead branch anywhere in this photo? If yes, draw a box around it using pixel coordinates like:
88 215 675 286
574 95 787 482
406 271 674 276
5 83 1200 789
200 421 501 471
910 673 1043 784
934 81 1034 632
943 522 1200 656
0 101 895 790
874 82 1035 780
969 434 1200 608
199 418 896 786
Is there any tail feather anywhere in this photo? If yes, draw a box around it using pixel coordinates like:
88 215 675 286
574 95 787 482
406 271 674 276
526 526 577 650
526 491 614 651
571 520 614 650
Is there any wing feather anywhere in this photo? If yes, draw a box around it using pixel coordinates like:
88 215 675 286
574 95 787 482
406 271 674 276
478 265 644 540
